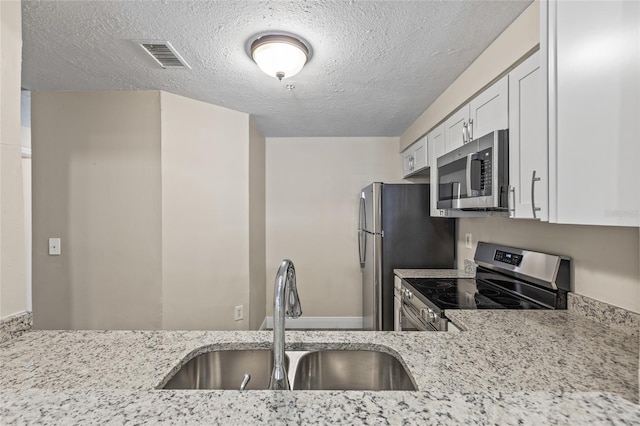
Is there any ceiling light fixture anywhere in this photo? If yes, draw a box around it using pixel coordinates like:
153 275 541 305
250 34 311 81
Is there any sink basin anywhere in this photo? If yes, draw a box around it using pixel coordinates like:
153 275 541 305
162 348 415 391
163 349 288 390
292 350 416 391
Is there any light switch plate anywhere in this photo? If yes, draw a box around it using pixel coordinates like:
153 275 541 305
465 233 472 249
49 238 61 255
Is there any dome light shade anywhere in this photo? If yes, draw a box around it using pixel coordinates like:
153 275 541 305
250 35 309 81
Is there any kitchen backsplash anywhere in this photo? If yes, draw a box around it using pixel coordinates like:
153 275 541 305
569 293 640 336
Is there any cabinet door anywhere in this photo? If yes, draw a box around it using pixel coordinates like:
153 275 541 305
401 148 414 178
544 0 639 226
508 51 548 220
413 137 428 171
469 75 509 140
428 125 448 217
444 106 469 152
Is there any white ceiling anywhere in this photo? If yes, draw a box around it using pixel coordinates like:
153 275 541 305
21 0 532 137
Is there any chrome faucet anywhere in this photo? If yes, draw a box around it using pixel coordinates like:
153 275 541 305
269 259 302 390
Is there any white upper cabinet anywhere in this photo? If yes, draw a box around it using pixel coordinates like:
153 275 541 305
401 135 428 178
443 76 508 153
508 51 548 220
413 139 427 172
428 124 447 217
469 75 508 141
443 107 469 152
542 0 639 226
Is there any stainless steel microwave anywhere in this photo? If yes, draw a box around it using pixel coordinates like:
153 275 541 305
436 130 509 211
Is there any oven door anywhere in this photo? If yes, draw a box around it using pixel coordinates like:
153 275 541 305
400 300 438 331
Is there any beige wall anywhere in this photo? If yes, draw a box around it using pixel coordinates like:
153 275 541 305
457 218 640 313
0 1 28 319
400 1 539 151
160 92 253 330
265 137 399 317
32 91 163 329
248 117 266 329
32 90 263 330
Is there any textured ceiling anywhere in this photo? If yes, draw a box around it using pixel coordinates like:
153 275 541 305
21 0 532 137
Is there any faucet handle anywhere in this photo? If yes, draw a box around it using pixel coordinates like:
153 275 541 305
240 373 251 391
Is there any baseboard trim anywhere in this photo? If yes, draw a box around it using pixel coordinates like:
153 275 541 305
259 316 363 331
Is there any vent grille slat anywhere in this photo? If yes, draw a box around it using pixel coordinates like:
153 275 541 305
136 41 190 69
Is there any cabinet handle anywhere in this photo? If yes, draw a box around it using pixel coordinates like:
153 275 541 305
508 185 516 218
462 123 467 144
531 170 542 219
410 155 414 171
468 119 473 141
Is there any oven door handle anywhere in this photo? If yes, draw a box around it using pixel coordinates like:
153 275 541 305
402 303 434 331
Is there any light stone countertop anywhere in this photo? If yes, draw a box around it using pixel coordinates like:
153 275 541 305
1 307 639 424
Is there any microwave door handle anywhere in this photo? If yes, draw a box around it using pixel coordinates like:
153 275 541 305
465 154 473 198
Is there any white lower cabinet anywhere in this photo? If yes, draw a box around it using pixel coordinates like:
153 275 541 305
508 51 548 220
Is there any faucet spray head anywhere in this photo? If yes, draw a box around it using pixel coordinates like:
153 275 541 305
284 260 302 318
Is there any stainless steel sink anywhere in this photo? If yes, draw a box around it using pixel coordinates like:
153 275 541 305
163 349 288 390
162 348 415 391
291 350 416 391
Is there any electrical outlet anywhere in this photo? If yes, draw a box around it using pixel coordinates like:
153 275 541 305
234 305 244 321
465 233 473 249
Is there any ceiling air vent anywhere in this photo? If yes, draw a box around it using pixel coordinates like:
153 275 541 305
136 41 191 69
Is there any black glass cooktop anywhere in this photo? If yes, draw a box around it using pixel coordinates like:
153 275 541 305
402 277 548 311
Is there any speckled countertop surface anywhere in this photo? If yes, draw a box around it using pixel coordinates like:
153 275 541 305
1 269 639 424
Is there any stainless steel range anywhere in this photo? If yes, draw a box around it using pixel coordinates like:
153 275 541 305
398 242 571 331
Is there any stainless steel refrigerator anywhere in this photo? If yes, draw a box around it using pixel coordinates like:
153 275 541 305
358 183 456 331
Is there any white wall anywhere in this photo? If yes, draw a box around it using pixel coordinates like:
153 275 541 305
160 91 253 330
265 137 399 317
457 218 640 313
0 1 28 319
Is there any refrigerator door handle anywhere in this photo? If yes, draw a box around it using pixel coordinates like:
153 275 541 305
358 230 366 267
358 193 366 231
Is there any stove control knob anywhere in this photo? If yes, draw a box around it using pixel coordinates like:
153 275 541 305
420 308 436 322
